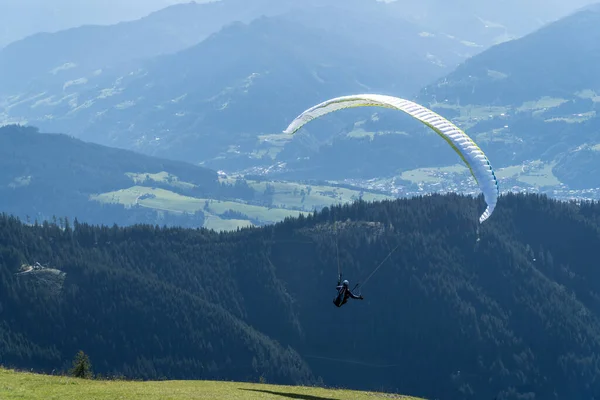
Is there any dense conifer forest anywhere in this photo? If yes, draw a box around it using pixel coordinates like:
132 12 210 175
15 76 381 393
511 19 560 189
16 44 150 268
2 193 600 399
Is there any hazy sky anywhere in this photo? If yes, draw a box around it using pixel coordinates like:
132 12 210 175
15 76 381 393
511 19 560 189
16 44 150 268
0 0 215 48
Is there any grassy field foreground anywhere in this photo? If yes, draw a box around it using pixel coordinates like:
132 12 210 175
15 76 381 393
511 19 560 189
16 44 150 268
0 368 424 400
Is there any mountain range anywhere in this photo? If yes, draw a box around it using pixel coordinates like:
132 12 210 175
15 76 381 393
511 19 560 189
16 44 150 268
3 0 600 201
0 0 211 49
273 4 600 197
0 0 314 94
414 4 600 191
0 0 475 167
3 0 597 50
385 0 600 46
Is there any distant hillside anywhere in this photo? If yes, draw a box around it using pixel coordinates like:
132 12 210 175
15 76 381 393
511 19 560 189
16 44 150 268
3 193 600 399
0 2 478 169
4 0 600 199
0 124 226 228
0 124 391 231
0 0 216 49
384 6 600 194
386 0 600 47
417 6 600 106
0 0 319 94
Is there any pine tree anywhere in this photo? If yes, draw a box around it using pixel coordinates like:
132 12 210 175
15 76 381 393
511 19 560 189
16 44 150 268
70 350 93 379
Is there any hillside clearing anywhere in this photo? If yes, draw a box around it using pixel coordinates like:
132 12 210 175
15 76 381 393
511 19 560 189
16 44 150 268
89 186 308 230
0 368 424 400
495 160 561 187
220 179 394 209
90 174 390 231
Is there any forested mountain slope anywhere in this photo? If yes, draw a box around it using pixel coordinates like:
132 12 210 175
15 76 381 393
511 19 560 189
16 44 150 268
0 124 233 228
2 193 600 399
405 6 600 192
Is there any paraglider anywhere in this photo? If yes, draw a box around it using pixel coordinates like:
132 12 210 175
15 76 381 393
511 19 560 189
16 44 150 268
333 274 363 308
283 94 500 224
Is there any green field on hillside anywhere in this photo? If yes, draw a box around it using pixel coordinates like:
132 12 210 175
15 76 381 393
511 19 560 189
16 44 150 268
90 185 308 231
398 161 562 189
239 180 393 209
0 368 424 400
88 172 393 232
90 176 394 231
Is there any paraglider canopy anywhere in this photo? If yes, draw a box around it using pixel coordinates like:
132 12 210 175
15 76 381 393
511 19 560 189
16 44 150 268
283 94 499 224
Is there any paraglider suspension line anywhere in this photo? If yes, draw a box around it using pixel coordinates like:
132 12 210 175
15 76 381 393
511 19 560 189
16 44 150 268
357 243 400 290
336 231 341 277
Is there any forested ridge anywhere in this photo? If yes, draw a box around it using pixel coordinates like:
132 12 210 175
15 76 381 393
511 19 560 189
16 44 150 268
0 124 254 228
2 193 600 399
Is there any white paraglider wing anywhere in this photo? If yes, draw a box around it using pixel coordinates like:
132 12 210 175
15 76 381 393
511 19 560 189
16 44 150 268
283 94 499 223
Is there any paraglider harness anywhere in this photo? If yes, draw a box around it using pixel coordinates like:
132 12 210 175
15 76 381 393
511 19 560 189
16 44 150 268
332 274 363 307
